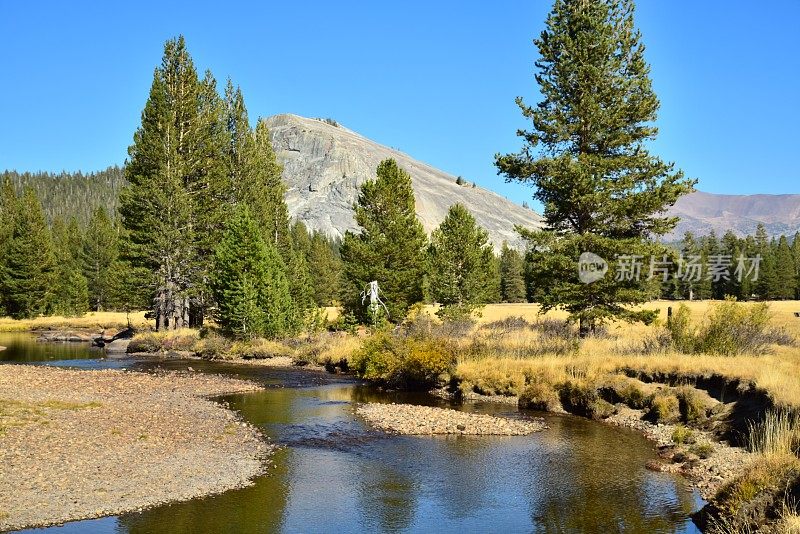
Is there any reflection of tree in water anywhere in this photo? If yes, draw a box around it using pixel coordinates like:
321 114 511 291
118 447 291 534
118 386 307 534
355 456 419 532
525 417 697 533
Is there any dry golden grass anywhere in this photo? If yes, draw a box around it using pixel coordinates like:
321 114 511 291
0 311 149 332
452 301 800 408
780 512 800 534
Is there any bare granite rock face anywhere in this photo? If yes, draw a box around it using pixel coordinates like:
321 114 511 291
263 114 543 250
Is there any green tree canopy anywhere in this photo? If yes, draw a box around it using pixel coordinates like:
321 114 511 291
120 36 227 329
499 242 527 303
210 206 298 339
340 159 427 323
50 218 89 317
496 0 694 334
428 204 498 318
0 188 56 319
82 207 122 311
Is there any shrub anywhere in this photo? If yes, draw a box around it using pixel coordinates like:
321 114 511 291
350 331 455 389
648 392 680 423
665 304 697 353
604 378 650 409
229 338 293 359
698 299 773 355
691 443 715 459
558 380 615 419
672 424 695 445
519 381 562 412
194 334 233 359
485 316 532 331
532 318 576 340
328 311 360 335
127 332 163 353
618 381 650 409
676 386 709 424
437 316 477 338
160 333 197 352
663 299 794 356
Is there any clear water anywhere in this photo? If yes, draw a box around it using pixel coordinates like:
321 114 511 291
1 334 703 533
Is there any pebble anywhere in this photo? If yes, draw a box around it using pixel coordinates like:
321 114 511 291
356 403 546 436
0 364 273 531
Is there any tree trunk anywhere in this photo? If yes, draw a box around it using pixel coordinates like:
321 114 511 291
578 315 597 338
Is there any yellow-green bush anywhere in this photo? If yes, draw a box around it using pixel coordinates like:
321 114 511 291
648 392 680 423
671 424 695 445
127 329 199 353
676 386 709 424
519 381 562 412
663 299 793 356
229 338 293 359
193 334 233 359
350 331 455 389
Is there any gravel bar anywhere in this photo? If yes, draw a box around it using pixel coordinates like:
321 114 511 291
0 364 272 531
357 402 546 435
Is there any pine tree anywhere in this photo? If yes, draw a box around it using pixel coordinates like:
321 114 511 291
120 36 226 330
82 207 122 311
0 179 16 316
50 218 89 316
739 235 756 300
678 232 701 300
428 204 497 318
496 0 694 334
223 83 291 256
499 242 527 303
754 224 775 300
210 206 298 339
720 231 742 299
792 232 800 299
287 221 315 314
0 188 56 319
774 235 795 300
307 231 343 307
702 231 722 299
340 159 428 323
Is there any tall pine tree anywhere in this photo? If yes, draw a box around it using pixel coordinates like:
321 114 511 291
0 189 56 319
210 206 297 339
499 242 527 303
340 159 427 322
50 218 89 316
774 235 795 299
120 36 226 330
428 204 498 318
82 207 122 311
496 0 694 334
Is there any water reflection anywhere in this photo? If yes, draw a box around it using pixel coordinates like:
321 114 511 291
0 332 103 362
6 337 702 534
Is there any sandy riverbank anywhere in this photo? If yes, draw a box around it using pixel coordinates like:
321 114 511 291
0 364 271 531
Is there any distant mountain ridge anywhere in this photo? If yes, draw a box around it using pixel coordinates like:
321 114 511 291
668 191 800 238
263 114 544 249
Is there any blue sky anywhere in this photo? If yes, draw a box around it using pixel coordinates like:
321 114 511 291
1 1 798 209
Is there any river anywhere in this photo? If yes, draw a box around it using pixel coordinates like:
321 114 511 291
1 333 702 533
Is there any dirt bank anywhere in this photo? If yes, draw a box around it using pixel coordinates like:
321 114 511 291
0 364 271 531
